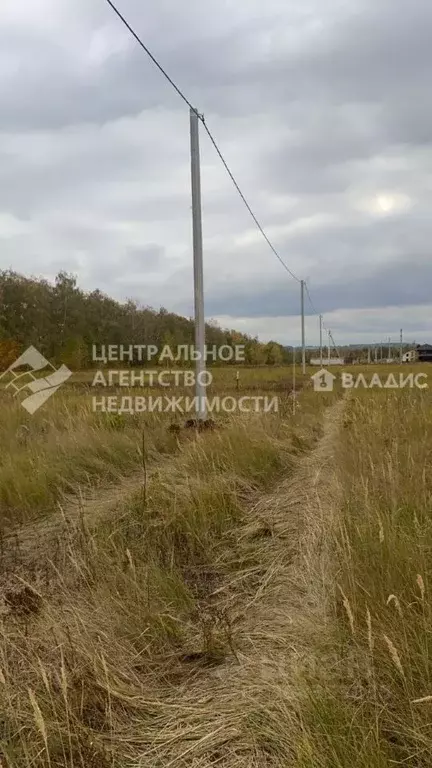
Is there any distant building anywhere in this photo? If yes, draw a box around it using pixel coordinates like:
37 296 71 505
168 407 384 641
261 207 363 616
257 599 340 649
402 345 432 363
417 344 432 363
309 357 345 366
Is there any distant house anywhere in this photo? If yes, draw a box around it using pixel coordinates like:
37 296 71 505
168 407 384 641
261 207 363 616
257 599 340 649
310 357 345 366
417 344 432 363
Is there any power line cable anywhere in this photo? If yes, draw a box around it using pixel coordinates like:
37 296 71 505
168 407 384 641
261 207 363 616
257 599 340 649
305 281 344 356
304 282 320 318
304 282 328 329
305 281 327 330
328 329 342 360
104 0 196 113
103 0 302 284
201 120 301 282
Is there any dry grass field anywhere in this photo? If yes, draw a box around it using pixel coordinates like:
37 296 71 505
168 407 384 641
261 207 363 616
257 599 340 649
0 362 430 766
297 382 432 766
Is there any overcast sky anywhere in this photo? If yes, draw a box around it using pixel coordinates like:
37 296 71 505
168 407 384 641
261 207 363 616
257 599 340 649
1 0 431 345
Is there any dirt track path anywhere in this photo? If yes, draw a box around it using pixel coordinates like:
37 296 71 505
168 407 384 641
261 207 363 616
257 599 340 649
0 395 346 765
0 464 153 602
131 395 347 767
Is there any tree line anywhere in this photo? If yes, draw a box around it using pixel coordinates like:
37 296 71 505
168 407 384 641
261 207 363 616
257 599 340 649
0 271 291 370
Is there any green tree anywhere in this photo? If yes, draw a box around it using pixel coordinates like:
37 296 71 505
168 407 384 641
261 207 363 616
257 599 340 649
265 341 284 366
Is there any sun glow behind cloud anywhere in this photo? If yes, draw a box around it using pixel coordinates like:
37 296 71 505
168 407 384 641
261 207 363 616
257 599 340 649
356 192 413 216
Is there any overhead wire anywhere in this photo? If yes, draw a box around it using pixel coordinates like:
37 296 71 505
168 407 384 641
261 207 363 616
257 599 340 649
104 0 196 113
103 0 346 355
201 120 301 282
304 282 344 358
103 0 302 284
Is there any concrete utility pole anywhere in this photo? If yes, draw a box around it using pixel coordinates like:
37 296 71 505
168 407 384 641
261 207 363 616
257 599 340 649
400 328 403 362
190 107 206 420
368 347 371 364
319 314 323 366
300 280 306 374
375 344 378 364
328 329 331 365
388 337 391 361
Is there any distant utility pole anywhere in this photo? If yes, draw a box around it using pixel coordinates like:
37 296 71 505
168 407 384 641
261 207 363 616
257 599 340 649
319 314 323 366
374 344 378 364
300 280 306 374
388 337 391 361
400 328 403 362
328 329 331 365
190 107 206 420
368 347 371 364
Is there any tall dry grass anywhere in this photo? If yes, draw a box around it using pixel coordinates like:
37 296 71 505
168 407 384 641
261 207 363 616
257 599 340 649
0 389 180 527
0 379 336 767
298 388 432 766
0 366 309 528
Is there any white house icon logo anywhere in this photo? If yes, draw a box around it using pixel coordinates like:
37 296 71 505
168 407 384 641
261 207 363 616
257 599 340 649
311 368 337 392
0 346 72 414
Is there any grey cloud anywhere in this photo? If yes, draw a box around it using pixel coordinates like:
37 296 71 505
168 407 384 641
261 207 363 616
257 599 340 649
0 0 431 344
121 232 431 320
201 253 432 320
